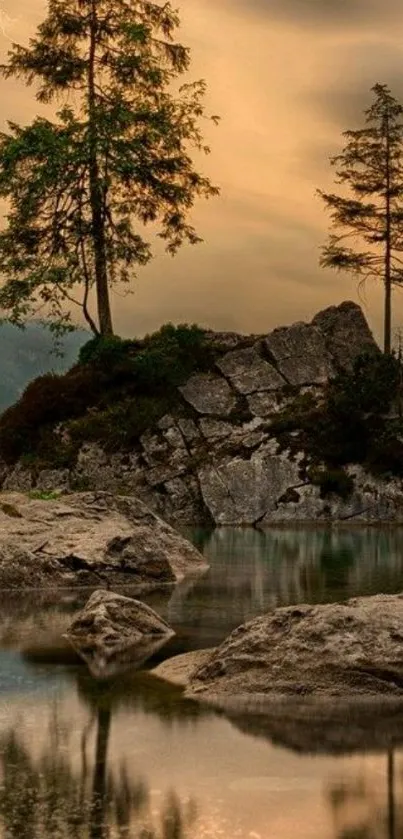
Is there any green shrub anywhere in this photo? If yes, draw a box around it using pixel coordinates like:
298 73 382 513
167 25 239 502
327 350 400 419
270 352 403 481
29 490 60 501
131 323 211 392
68 395 175 451
0 322 211 463
78 334 135 366
308 466 355 500
270 392 320 436
0 368 99 462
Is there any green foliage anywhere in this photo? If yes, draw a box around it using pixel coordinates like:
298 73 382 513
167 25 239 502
78 335 134 366
68 395 174 451
308 467 355 500
0 0 219 335
324 355 403 473
318 83 403 353
28 490 59 501
0 323 210 463
270 351 403 484
132 323 212 392
327 351 401 418
269 392 319 435
310 351 402 467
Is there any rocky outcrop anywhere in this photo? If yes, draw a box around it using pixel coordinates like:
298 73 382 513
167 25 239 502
0 491 208 589
186 593 403 701
264 322 333 385
312 300 376 370
66 589 175 677
198 443 303 525
179 372 237 416
216 346 286 393
1 301 395 526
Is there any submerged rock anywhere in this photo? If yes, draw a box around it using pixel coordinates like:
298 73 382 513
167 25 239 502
152 650 214 686
66 589 174 678
0 491 208 589
186 593 403 701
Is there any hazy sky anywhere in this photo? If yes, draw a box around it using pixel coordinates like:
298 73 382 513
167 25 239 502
2 0 403 341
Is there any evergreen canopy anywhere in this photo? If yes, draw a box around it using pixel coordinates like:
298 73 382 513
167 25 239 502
319 83 403 354
0 0 219 335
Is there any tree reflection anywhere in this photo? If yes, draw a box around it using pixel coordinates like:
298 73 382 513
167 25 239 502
0 668 201 839
328 749 399 839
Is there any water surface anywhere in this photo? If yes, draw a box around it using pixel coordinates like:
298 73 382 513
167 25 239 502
1 527 403 839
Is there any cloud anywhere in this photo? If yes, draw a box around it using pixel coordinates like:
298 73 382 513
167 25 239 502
302 44 403 127
226 0 403 29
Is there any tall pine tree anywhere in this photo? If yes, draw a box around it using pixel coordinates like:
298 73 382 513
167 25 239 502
0 0 219 335
318 84 403 354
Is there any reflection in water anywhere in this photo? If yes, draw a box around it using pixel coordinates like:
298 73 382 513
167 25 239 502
166 527 403 647
0 667 202 839
2 528 403 837
4 527 403 662
328 751 400 839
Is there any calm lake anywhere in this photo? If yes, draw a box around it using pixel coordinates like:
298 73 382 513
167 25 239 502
1 526 403 839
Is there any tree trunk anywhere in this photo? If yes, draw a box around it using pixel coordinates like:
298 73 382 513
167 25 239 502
90 708 111 839
387 749 396 839
384 276 392 354
88 0 113 337
384 112 392 355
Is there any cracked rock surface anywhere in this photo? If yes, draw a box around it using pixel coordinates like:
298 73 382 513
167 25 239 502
186 593 403 701
0 491 208 589
3 301 401 526
66 589 175 678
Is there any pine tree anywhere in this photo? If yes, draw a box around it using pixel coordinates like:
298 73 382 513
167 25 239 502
0 0 219 335
318 84 403 354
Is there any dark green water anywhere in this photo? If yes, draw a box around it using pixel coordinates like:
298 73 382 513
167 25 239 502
1 527 403 838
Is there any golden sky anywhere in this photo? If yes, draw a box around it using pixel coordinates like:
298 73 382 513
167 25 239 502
2 0 403 341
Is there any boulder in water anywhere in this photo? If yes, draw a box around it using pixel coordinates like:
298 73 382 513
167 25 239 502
65 589 175 678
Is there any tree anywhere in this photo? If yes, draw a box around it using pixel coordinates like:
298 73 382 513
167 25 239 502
0 0 219 336
318 83 403 354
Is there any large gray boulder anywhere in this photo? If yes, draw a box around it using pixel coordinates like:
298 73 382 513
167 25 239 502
66 589 174 677
179 373 236 416
186 593 403 701
0 491 208 589
264 322 333 386
216 347 286 394
312 300 376 369
198 444 302 525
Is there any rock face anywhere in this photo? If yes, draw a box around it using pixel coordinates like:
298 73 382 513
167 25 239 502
66 589 175 677
312 300 376 369
198 444 302 525
2 300 395 526
179 372 236 416
0 491 208 589
216 347 286 394
186 594 403 701
265 322 333 385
